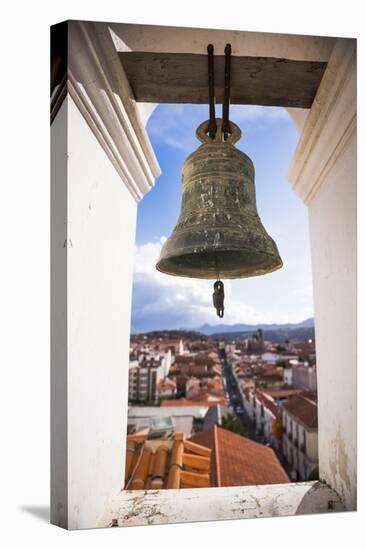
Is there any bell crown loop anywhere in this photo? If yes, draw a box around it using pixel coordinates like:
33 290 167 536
196 118 242 145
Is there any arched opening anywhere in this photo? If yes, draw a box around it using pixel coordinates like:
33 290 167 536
133 104 313 330
126 102 318 490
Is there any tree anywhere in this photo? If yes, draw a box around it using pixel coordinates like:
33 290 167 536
220 415 249 437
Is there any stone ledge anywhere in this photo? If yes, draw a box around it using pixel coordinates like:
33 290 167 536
97 481 345 528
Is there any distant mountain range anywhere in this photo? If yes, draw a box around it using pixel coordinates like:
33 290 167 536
196 317 314 336
132 318 315 344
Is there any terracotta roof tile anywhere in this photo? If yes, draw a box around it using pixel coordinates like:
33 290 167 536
157 378 177 390
182 452 210 472
160 396 227 407
125 427 289 490
184 439 212 458
265 389 304 399
125 441 137 484
283 393 318 429
180 469 210 488
166 439 184 489
256 391 278 416
124 432 213 490
190 426 289 487
129 446 153 490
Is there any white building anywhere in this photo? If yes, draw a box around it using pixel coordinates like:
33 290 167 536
282 393 318 481
242 388 281 450
261 352 280 365
161 349 173 376
156 338 184 356
128 358 165 403
136 349 172 377
292 363 317 392
185 377 201 399
283 366 293 386
225 342 237 354
127 405 209 438
156 377 177 399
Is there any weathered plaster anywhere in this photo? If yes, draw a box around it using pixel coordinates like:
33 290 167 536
295 481 346 515
98 482 345 529
328 425 353 504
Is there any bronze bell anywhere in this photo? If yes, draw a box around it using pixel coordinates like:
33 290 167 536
156 118 283 279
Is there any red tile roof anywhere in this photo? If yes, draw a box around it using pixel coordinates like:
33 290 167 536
283 393 318 429
161 396 227 407
254 390 278 416
125 432 212 490
190 425 289 487
157 377 176 390
265 389 303 399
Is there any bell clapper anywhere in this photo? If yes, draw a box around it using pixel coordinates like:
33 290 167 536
213 280 225 318
212 244 225 318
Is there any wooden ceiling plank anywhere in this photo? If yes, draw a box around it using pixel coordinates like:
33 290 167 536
119 52 327 108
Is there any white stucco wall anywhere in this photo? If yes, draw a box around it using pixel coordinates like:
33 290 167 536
66 95 138 529
51 99 68 529
308 130 357 509
288 38 357 509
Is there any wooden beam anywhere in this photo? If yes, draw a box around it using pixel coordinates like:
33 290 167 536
119 52 327 108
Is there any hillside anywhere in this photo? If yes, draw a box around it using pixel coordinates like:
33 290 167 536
130 329 209 341
210 326 315 343
196 317 314 336
131 319 315 344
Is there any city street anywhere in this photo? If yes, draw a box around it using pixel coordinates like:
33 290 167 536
220 351 256 439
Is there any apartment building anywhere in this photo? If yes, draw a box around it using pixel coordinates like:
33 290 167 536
282 392 318 481
292 363 317 392
242 388 282 450
128 358 165 403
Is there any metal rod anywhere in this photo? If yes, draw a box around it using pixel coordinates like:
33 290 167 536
222 43 231 139
207 44 217 139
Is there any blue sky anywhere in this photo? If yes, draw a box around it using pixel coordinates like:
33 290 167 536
131 104 314 333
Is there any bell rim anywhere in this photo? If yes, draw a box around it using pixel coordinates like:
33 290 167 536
156 251 283 280
155 262 283 280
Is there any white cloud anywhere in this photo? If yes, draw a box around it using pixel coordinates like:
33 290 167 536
229 105 290 123
131 238 287 331
293 285 314 299
146 104 291 153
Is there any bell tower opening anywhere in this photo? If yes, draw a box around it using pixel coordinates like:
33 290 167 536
126 102 318 490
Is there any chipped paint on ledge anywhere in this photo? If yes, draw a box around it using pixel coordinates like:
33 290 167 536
97 481 345 528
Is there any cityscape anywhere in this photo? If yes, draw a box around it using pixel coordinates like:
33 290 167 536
125 322 318 490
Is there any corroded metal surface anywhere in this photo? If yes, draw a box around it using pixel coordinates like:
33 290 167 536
156 119 283 279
